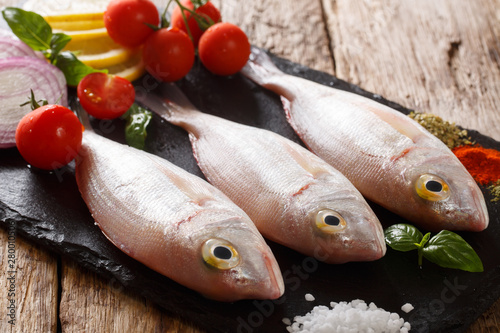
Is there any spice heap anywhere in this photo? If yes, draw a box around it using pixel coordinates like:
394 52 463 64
452 145 500 202
409 112 473 149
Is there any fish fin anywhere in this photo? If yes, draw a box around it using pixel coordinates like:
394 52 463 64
277 134 329 177
281 96 294 124
146 153 223 207
353 97 430 143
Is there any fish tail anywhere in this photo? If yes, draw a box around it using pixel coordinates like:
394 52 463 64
241 46 284 86
241 47 295 101
136 83 202 126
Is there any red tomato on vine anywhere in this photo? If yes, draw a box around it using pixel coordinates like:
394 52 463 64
198 22 251 76
104 0 160 48
171 0 221 46
142 27 195 82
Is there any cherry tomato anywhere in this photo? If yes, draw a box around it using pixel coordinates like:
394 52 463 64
171 0 221 46
77 73 135 120
104 0 159 48
142 27 195 82
15 105 83 170
198 22 251 76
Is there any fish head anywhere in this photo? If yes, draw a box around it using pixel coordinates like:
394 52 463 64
180 217 284 302
398 152 489 232
282 182 386 264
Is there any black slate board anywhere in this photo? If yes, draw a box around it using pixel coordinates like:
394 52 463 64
1 50 499 333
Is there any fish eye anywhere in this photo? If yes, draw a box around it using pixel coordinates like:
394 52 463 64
315 209 347 234
202 238 240 270
415 174 450 201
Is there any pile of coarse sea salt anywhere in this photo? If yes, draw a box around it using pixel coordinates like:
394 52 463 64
283 298 412 333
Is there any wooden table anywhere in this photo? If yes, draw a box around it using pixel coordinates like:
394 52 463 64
1 0 499 332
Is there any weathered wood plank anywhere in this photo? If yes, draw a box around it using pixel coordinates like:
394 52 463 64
214 0 335 74
59 259 202 333
0 229 58 333
323 0 500 141
468 299 500 332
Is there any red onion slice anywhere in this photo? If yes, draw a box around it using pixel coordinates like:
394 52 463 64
0 36 37 59
0 57 68 148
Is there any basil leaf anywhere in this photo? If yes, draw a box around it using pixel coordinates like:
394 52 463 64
422 230 484 272
2 7 52 51
55 51 105 86
50 33 72 59
384 224 423 252
123 104 152 150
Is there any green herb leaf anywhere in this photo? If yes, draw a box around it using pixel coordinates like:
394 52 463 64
423 230 484 272
2 7 52 51
50 33 72 59
384 223 423 252
55 51 106 86
123 104 152 150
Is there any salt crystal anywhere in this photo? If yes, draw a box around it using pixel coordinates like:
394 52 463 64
401 303 414 313
285 299 411 332
282 318 292 325
305 293 315 301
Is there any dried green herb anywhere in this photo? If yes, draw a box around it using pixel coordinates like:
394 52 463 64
488 180 500 202
408 112 473 149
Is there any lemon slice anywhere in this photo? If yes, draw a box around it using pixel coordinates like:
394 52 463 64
44 12 104 22
107 51 145 82
64 35 135 68
45 13 105 31
79 48 134 69
56 27 108 41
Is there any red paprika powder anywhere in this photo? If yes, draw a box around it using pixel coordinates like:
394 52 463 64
452 145 500 185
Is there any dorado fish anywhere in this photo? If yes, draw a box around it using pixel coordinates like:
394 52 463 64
74 110 284 302
137 84 386 264
241 47 488 232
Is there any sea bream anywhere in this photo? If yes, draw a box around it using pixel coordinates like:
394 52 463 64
240 47 488 232
137 84 386 264
74 109 284 302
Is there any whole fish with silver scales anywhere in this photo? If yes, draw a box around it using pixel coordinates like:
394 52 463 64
138 83 386 264
74 107 284 302
241 47 489 232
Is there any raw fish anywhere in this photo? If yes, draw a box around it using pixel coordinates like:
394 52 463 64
241 48 488 232
137 84 386 264
74 108 284 302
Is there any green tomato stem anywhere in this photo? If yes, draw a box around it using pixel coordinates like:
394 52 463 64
161 0 174 28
